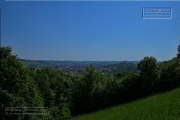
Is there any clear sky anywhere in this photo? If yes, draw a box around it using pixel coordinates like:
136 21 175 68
1 1 180 61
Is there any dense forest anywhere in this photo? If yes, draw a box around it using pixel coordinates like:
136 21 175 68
0 46 180 120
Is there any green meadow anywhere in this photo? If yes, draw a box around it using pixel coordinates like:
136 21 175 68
70 88 180 120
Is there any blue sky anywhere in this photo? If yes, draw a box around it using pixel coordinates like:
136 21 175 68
1 1 180 61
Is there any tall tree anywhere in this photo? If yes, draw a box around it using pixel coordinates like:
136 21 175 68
137 56 159 95
159 57 180 90
0 46 44 120
177 44 180 58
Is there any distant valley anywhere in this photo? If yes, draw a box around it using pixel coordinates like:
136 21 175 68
20 59 139 74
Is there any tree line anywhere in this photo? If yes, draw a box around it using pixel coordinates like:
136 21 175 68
0 46 180 120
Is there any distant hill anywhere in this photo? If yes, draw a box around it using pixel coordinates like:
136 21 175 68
19 59 139 68
19 59 139 74
19 59 51 67
103 61 138 74
69 88 180 120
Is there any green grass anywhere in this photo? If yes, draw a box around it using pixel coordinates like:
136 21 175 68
70 88 180 120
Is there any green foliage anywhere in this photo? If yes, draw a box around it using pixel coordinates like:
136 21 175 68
137 56 159 95
55 75 73 118
72 65 99 114
1 46 180 119
34 67 73 118
177 44 180 58
158 57 180 91
0 47 44 120
137 56 158 78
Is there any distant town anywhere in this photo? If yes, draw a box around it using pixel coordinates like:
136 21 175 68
20 59 139 74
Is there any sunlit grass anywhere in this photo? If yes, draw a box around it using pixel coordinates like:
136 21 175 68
69 88 180 120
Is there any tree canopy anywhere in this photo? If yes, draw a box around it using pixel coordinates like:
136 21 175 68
1 46 180 119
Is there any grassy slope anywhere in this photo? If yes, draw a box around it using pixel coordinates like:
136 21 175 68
70 88 180 120
19 59 50 67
